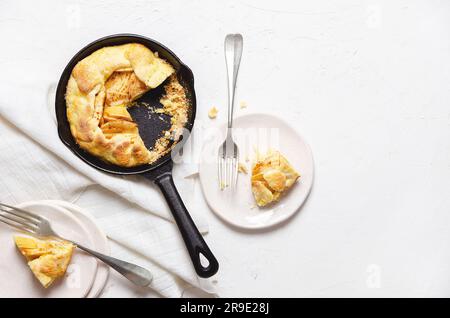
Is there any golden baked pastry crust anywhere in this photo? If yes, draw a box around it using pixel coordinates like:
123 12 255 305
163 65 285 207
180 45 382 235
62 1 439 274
66 43 181 167
14 236 75 288
251 151 300 207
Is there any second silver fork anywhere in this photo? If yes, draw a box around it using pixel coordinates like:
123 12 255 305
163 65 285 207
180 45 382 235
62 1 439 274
0 203 153 287
218 34 243 189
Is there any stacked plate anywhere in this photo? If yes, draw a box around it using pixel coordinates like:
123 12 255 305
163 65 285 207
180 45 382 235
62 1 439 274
0 200 109 298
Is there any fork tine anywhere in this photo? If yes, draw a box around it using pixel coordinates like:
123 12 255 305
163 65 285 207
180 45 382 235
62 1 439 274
224 158 228 188
222 158 226 188
217 158 221 187
0 203 42 221
0 206 40 226
231 159 238 189
0 213 37 233
226 158 232 188
218 157 224 189
223 157 227 188
229 158 234 188
0 208 40 229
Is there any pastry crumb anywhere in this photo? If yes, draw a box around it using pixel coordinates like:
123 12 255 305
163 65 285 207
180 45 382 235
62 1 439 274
240 101 247 109
238 162 248 174
208 106 218 119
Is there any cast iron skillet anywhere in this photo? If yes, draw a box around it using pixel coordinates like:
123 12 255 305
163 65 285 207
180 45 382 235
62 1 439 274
55 34 219 278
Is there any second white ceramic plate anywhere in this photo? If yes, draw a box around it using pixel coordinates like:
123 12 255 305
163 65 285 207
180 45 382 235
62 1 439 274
0 202 98 298
199 113 314 230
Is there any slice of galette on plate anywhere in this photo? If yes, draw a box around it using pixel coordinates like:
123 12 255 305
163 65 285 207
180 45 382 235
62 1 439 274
251 150 300 207
14 236 75 288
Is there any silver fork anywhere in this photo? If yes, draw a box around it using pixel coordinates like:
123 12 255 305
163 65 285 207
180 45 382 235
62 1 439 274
0 203 153 287
218 34 243 189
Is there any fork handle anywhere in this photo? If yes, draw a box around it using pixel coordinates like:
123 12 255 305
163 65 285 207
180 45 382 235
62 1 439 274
224 34 243 130
74 243 153 287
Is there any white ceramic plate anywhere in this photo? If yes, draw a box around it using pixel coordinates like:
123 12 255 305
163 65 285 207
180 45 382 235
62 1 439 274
37 200 110 298
0 202 98 298
199 113 314 229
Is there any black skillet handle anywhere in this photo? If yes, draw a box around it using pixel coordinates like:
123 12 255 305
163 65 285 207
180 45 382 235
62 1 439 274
144 164 219 278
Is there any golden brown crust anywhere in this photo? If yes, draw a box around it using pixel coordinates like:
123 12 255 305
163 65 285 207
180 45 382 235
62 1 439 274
66 43 177 167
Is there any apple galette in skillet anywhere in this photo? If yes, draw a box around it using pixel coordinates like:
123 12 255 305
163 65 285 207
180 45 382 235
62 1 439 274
66 43 188 167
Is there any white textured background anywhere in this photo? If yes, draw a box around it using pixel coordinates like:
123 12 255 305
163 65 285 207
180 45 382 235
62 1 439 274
1 0 450 297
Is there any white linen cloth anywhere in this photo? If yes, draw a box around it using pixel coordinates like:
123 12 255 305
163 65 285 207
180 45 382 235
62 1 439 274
0 79 215 297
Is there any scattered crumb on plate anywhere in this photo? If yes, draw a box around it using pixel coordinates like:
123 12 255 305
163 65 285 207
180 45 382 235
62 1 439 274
208 106 218 119
238 162 248 174
239 101 247 109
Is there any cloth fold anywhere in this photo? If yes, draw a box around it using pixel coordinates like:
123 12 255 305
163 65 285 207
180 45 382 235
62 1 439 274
0 80 215 297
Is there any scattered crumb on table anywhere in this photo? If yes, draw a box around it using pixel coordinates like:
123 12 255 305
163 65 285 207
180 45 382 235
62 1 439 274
208 106 218 119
